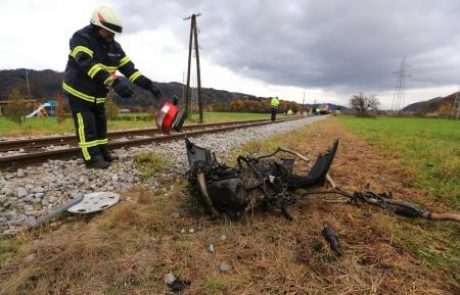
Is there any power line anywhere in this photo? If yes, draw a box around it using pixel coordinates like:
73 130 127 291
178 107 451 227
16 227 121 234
391 56 411 112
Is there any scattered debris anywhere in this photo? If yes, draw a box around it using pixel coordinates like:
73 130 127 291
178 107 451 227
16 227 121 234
28 192 120 230
185 138 460 257
207 244 215 253
303 187 460 223
219 261 231 272
169 279 191 293
28 196 85 230
164 272 190 293
321 224 342 256
164 272 176 285
67 192 120 214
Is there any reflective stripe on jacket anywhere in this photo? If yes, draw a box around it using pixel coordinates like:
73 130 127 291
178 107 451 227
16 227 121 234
63 25 143 103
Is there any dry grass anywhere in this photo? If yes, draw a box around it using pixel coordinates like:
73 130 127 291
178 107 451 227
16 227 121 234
0 118 458 294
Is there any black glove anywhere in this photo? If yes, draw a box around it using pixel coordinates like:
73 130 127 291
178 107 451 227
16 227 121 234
135 76 162 100
149 83 164 100
112 78 133 98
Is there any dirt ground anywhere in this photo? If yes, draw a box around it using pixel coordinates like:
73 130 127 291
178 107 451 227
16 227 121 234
0 118 458 294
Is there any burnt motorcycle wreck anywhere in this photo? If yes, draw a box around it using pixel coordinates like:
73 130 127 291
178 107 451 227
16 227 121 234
186 138 339 220
185 138 460 224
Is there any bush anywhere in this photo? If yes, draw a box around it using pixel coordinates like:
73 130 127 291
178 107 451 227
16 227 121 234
105 99 119 120
4 96 32 124
55 92 69 124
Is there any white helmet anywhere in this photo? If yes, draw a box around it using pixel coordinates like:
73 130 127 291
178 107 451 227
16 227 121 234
90 6 123 34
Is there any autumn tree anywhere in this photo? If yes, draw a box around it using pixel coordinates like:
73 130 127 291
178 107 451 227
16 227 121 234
54 92 69 124
105 98 120 120
4 88 32 124
437 101 453 118
416 104 429 117
350 92 380 117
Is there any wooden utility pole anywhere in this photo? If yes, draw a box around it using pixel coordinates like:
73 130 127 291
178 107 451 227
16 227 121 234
185 15 193 118
184 13 203 122
193 16 203 123
25 69 31 99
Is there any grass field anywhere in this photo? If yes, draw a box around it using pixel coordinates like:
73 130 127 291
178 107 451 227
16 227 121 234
0 112 271 137
340 116 460 209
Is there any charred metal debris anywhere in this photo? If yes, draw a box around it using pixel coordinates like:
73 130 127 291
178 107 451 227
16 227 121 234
185 138 460 225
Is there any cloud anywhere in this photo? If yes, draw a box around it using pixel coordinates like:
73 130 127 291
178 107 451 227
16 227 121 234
2 0 460 107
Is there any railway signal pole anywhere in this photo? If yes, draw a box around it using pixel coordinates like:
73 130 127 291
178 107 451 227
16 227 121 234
184 13 203 123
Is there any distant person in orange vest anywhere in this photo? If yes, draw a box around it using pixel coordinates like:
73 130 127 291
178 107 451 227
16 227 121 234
270 96 280 122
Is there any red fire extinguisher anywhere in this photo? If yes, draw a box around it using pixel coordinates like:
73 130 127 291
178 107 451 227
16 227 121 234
155 94 187 134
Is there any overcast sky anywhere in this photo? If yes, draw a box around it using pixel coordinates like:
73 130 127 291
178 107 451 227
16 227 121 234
1 0 460 108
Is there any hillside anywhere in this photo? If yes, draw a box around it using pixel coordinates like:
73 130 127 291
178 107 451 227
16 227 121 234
0 69 268 108
403 92 459 113
0 69 346 112
0 69 63 100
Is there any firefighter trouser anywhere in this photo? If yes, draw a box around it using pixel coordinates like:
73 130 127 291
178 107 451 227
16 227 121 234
270 107 278 122
67 94 109 162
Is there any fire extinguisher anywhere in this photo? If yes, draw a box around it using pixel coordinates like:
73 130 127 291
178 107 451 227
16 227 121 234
155 91 187 134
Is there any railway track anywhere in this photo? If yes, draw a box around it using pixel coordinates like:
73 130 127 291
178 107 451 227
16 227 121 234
0 117 303 169
0 118 271 153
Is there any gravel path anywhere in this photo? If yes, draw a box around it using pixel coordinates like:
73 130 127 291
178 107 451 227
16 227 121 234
0 116 327 236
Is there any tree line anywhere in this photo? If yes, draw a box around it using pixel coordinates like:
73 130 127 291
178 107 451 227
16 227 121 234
1 86 309 125
207 98 308 113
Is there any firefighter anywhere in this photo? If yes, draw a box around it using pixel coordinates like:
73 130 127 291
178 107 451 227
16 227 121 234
63 6 162 169
270 96 280 122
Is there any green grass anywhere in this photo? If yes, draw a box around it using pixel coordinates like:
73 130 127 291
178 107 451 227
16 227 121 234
0 112 270 137
0 237 23 267
203 276 228 291
390 220 460 279
0 117 75 136
340 116 460 209
0 117 160 137
133 152 173 180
